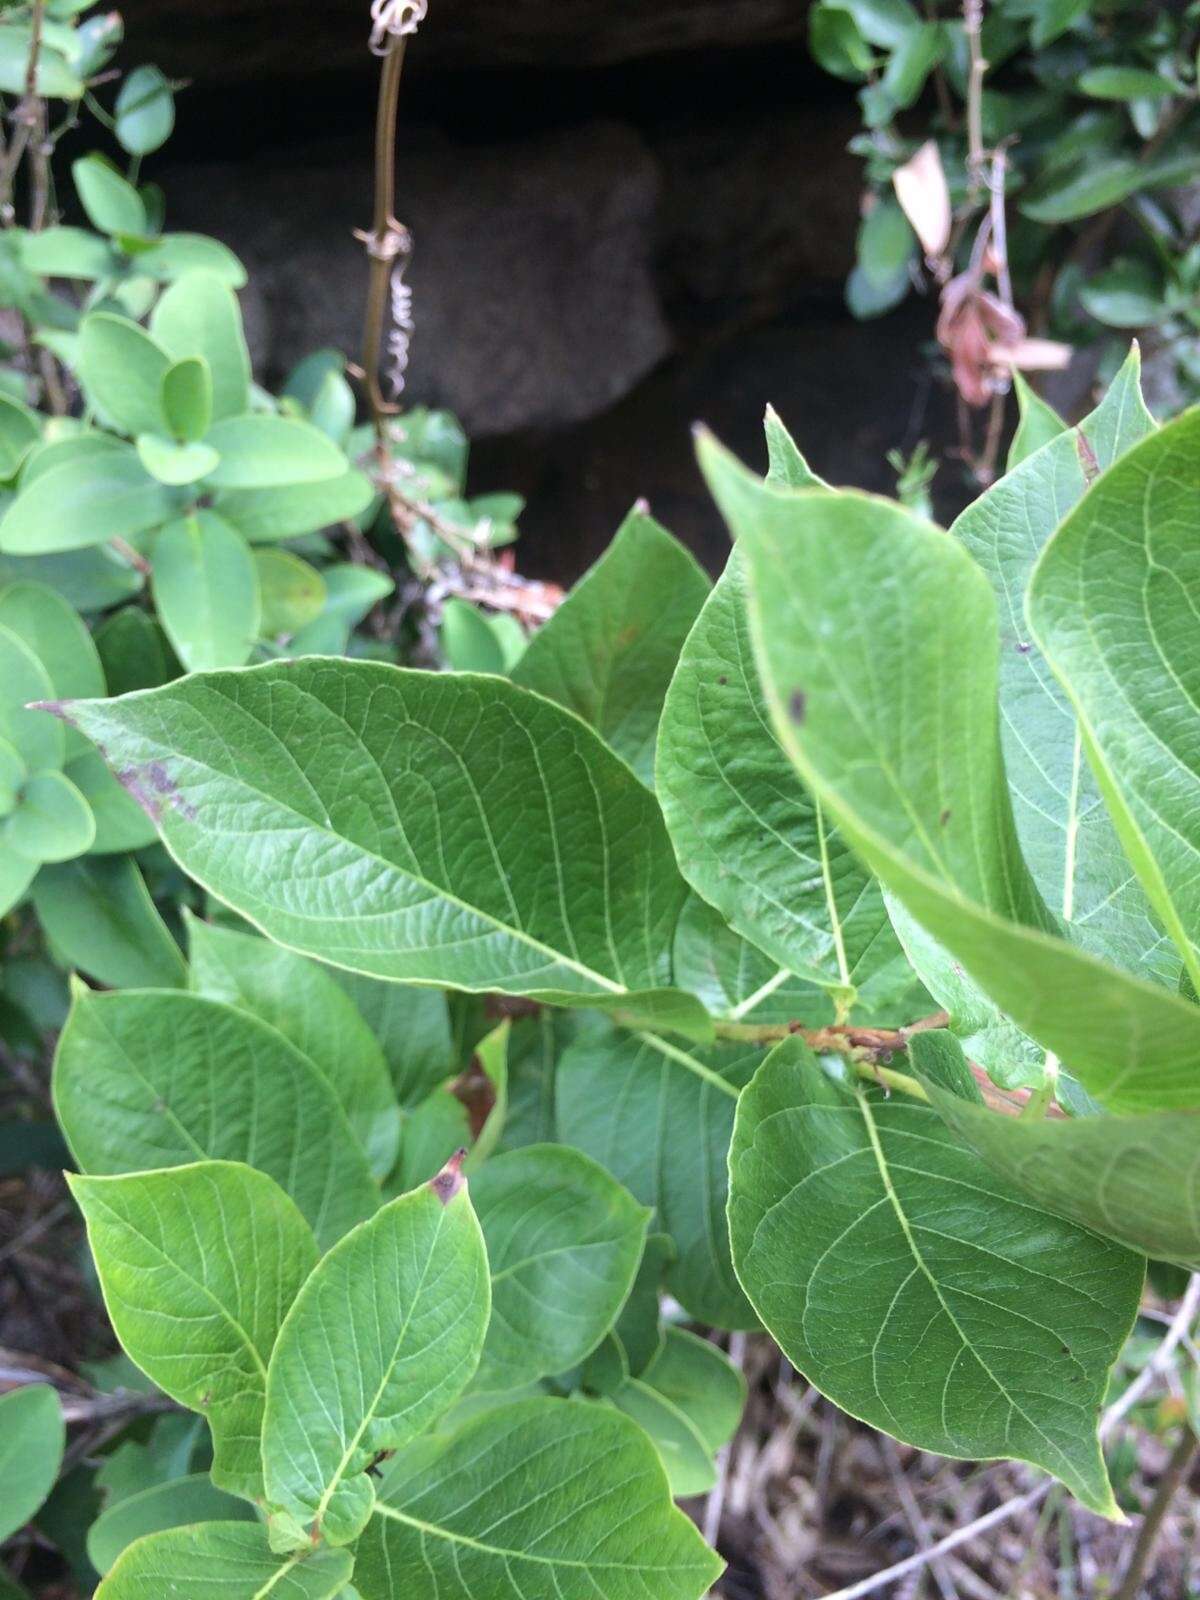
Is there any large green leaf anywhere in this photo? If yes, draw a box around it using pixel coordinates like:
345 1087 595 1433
215 472 374 544
152 512 261 672
354 1399 722 1600
70 1162 318 1500
952 350 1169 983
1029 409 1200 988
94 1523 352 1600
702 437 1200 1111
59 661 706 1034
149 273 251 423
188 917 399 1180
728 1039 1142 1516
512 507 709 784
658 548 906 1004
0 446 173 555
0 1385 64 1542
470 1144 648 1390
54 988 378 1248
915 1034 1200 1270
261 1166 490 1549
557 1022 760 1327
203 416 347 489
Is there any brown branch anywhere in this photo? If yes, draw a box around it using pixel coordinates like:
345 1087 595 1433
1112 1425 1198 1600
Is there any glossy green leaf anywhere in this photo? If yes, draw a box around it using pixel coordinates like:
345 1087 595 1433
149 273 250 422
215 471 374 544
703 434 1200 1111
0 1385 64 1542
954 351 1167 981
136 234 248 288
135 433 220 487
913 1033 1200 1271
152 512 260 671
32 855 186 989
94 1522 352 1600
88 1474 254 1575
54 988 378 1247
1007 373 1066 470
71 1162 317 1499
0 445 173 555
512 507 710 785
73 156 146 236
161 356 213 442
728 1039 1142 1515
470 1144 648 1391
658 547 902 1002
354 1399 723 1600
4 768 94 862
253 549 327 638
203 416 347 489
20 225 114 280
79 314 170 436
115 65 175 155
557 1023 761 1328
262 1166 490 1548
60 661 702 1029
188 917 399 1180
1029 410 1200 990
1078 66 1178 101
19 430 125 487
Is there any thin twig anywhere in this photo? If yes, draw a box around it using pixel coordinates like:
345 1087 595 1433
879 1435 961 1600
1111 1424 1198 1600
963 0 986 200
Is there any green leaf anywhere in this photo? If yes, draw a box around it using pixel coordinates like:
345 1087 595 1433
20 430 125 487
702 432 1200 1111
882 19 944 108
606 1379 715 1496
203 416 347 489
0 31 82 98
728 1039 1142 1516
135 433 220 487
290 564 394 656
53 988 378 1247
1078 67 1178 102
115 65 175 155
1079 260 1167 329
162 356 213 442
856 197 915 289
216 472 374 544
557 1023 761 1328
642 1327 745 1455
149 273 250 422
390 1086 471 1192
439 597 507 674
95 606 180 695
612 1231 673 1374
253 549 327 638
88 1474 254 1575
1007 373 1066 470
1029 409 1200 991
79 313 170 436
826 0 918 48
354 1399 723 1600
152 512 260 671
63 746 158 853
809 2 875 81
188 917 400 1181
94 1522 352 1600
0 444 174 555
0 395 40 480
1020 156 1157 224
33 854 185 987
512 507 710 785
913 1033 1200 1270
0 623 62 770
59 661 703 1031
657 548 900 1002
4 768 95 862
261 1164 490 1548
327 969 453 1108
0 1385 64 1542
0 579 104 770
470 1144 648 1391
20 225 114 280
71 1162 317 1500
954 350 1167 982
136 234 248 288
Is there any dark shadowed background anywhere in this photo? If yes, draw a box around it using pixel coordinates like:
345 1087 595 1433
108 0 965 580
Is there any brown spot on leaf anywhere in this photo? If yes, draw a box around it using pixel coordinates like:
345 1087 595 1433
1076 430 1100 485
789 690 807 724
429 1148 468 1205
940 808 952 826
717 675 728 686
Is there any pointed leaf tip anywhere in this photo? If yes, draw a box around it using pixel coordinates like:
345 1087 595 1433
430 1146 468 1204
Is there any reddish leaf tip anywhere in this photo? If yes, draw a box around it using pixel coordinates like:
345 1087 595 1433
429 1147 468 1205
